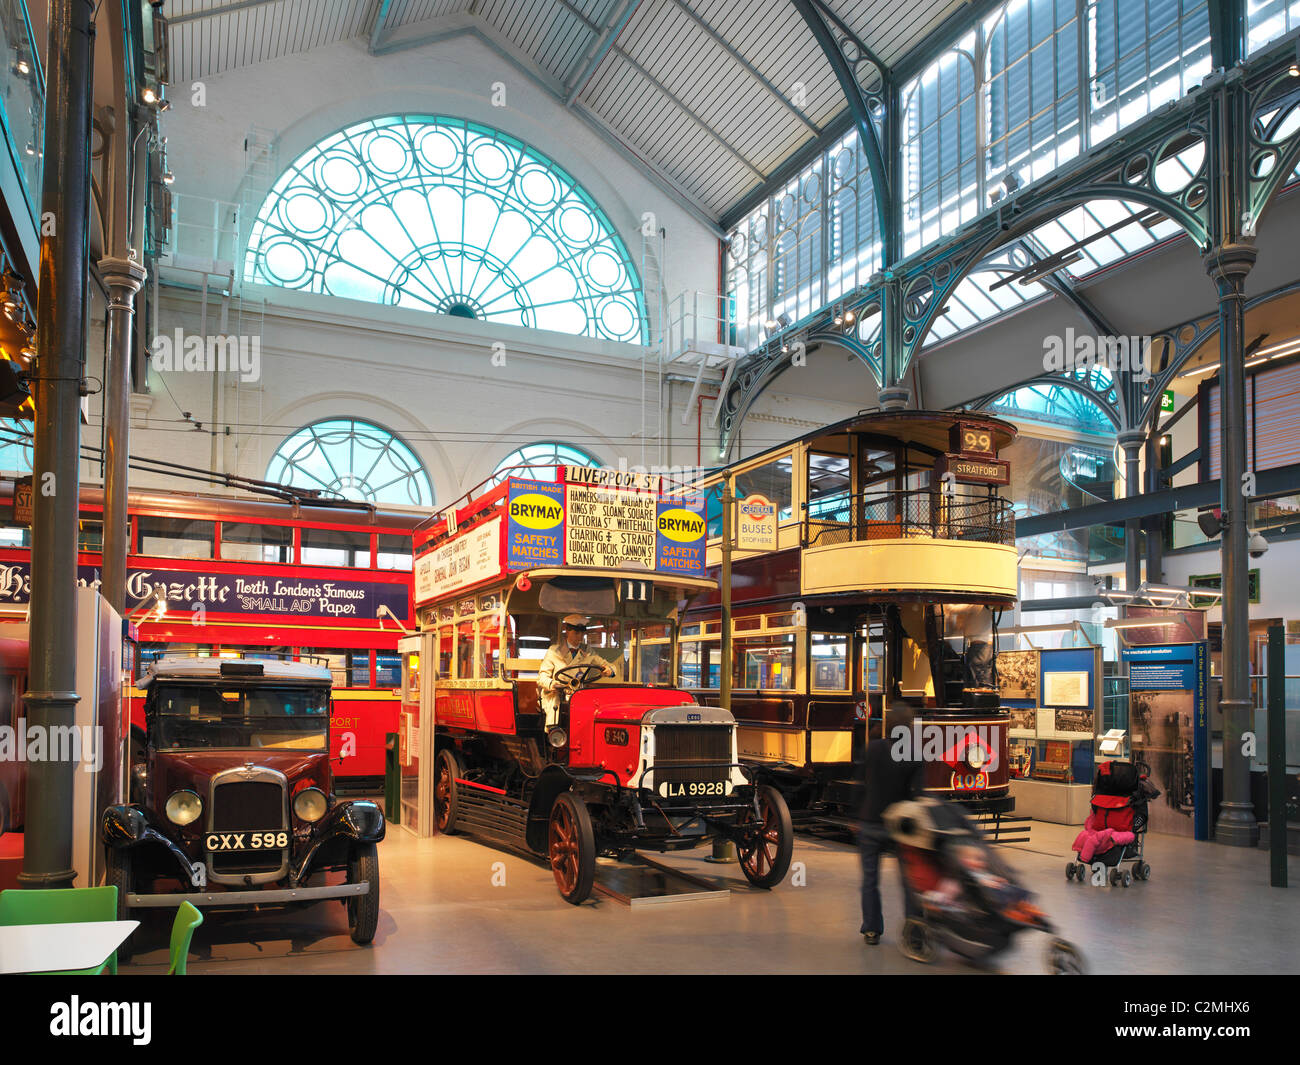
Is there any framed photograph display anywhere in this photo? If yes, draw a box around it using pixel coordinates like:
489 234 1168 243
1043 670 1089 707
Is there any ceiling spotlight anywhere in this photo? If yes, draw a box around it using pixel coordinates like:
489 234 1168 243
776 312 791 329
23 142 34 156
843 309 855 324
163 170 175 185
14 60 29 76
143 86 158 104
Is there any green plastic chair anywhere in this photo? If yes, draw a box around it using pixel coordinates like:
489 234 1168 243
166 901 203 975
0 886 121 975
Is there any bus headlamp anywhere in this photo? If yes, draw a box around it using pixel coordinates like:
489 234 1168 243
165 790 203 826
293 787 328 823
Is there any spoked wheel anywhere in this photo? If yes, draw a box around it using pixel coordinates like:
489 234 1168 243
548 792 595 905
346 842 381 945
434 748 461 835
1046 938 1086 974
735 785 794 889
900 917 935 964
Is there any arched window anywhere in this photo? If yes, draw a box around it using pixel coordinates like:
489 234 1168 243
989 367 1118 434
489 442 601 486
266 418 433 506
245 116 647 343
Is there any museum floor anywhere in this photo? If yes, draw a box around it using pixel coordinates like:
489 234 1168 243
117 820 1299 975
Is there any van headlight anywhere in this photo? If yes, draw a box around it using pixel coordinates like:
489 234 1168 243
293 787 328 823
165 790 203 826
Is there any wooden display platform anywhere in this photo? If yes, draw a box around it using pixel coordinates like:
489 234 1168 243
593 853 730 908
1008 779 1093 825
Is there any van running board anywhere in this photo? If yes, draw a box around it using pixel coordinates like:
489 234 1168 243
455 784 530 846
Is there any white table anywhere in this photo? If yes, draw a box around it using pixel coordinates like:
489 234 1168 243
0 921 139 975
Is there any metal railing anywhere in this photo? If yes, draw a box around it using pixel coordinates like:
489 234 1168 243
802 487 1016 548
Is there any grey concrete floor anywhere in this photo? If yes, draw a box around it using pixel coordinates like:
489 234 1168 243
119 818 1300 975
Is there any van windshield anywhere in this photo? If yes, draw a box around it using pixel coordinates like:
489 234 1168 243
151 683 329 751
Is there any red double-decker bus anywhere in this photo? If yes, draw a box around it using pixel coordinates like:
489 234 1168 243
0 480 420 788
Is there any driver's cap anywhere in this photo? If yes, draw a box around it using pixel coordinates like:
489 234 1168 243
562 614 589 629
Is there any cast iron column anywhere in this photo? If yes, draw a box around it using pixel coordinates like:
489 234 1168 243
1143 426 1164 584
19 0 96 888
1118 429 1144 591
1206 241 1259 847
97 257 146 613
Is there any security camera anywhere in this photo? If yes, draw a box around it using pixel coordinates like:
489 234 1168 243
1249 531 1268 559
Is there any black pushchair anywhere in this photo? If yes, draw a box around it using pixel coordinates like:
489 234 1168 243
1066 760 1160 887
884 797 1085 973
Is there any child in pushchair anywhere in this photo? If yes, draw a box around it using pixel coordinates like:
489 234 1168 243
1067 759 1160 887
884 796 1084 973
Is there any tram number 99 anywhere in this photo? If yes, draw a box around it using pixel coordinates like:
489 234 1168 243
962 428 993 455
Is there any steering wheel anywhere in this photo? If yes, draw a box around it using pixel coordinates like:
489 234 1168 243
553 663 608 690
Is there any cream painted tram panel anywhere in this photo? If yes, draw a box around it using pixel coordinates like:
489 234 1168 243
801 539 1017 598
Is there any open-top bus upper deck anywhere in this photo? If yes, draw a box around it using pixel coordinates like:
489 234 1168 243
412 463 716 620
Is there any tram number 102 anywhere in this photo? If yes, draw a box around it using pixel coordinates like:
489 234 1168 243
658 780 727 798
950 771 989 791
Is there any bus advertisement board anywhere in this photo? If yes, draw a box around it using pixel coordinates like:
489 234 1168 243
414 517 503 603
0 561 409 620
655 499 706 575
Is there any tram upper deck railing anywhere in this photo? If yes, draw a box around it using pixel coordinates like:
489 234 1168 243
802 487 1016 548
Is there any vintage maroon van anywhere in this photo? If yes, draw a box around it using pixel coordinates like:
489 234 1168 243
103 656 385 952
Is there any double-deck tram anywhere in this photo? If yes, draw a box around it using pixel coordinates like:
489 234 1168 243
681 410 1020 823
0 481 420 785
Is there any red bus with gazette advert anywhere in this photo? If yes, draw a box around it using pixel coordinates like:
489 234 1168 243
407 465 793 904
0 481 419 787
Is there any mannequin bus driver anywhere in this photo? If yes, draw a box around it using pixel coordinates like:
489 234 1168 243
538 614 616 727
